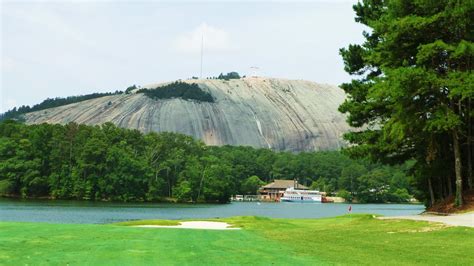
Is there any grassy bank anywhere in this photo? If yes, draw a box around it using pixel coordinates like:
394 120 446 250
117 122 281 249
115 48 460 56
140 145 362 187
1 215 473 265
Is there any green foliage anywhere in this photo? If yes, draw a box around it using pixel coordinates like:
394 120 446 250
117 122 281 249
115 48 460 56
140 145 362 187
389 188 411 203
125 85 137 94
218 72 241 80
137 82 214 102
336 189 351 201
173 180 192 202
241 176 265 195
0 120 417 203
0 92 122 121
0 179 13 195
340 0 474 206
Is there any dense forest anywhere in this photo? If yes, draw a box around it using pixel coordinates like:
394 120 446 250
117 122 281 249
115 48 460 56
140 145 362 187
0 91 123 121
137 82 214 103
340 0 473 207
0 120 418 203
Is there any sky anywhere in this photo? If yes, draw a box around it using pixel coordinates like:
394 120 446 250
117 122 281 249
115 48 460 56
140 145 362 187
1 0 367 112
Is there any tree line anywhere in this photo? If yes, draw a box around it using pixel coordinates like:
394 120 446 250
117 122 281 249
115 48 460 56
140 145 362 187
0 120 417 203
0 80 217 123
340 0 473 207
0 91 123 122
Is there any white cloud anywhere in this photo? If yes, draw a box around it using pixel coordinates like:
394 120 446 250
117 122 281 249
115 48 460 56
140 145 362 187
173 23 235 54
4 4 94 48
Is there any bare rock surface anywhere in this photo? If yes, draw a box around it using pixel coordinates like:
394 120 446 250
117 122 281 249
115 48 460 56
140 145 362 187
25 77 351 152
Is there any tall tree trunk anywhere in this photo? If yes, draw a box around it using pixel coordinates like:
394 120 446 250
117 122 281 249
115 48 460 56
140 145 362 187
197 167 207 203
447 175 453 196
69 139 73 178
468 141 473 190
428 177 435 207
452 130 463 207
439 176 446 199
350 173 354 202
167 169 171 198
467 98 473 189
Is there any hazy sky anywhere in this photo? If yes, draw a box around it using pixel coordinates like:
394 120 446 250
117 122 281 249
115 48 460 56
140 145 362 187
1 0 366 112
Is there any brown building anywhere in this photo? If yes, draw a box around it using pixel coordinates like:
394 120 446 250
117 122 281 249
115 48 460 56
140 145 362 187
259 179 308 201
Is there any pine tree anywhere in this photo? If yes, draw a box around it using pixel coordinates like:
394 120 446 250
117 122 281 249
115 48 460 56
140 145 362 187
340 0 473 206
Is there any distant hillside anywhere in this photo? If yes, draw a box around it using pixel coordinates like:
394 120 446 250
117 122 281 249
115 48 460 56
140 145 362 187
24 77 351 152
0 91 122 121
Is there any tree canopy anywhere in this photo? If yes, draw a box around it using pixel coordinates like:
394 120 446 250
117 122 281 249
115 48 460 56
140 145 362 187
218 72 241 80
339 0 473 206
137 82 214 103
0 120 416 203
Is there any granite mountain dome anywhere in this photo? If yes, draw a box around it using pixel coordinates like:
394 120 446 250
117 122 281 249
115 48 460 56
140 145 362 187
25 77 351 152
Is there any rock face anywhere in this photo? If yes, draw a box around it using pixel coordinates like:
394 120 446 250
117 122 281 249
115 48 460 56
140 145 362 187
25 77 351 152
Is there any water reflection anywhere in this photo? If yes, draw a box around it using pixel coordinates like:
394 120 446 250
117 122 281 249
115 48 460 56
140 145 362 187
0 198 425 224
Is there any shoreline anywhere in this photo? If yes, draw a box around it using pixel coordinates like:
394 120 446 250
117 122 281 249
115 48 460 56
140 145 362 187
0 196 424 205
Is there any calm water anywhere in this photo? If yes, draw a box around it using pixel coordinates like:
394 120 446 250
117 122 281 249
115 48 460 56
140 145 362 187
0 199 425 224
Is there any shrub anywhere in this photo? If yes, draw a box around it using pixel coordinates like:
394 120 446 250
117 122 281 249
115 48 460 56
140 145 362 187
336 189 352 201
125 85 137 94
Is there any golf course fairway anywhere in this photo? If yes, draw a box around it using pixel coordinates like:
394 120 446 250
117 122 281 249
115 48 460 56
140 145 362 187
1 214 473 265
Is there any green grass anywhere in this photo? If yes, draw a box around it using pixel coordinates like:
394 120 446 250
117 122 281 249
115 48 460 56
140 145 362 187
1 215 473 265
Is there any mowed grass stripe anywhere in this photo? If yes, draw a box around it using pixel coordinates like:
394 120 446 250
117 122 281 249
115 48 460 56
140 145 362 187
0 221 318 265
1 215 473 265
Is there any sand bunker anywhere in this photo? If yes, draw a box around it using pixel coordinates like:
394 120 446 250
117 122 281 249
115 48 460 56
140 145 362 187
135 221 240 230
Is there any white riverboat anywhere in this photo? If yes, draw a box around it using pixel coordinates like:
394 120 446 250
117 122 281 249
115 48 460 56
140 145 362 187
280 187 322 202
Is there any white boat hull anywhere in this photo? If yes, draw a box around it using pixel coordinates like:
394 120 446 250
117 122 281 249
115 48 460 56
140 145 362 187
280 187 322 203
280 197 322 203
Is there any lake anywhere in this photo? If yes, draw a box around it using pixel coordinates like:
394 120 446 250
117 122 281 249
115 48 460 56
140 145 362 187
0 199 425 224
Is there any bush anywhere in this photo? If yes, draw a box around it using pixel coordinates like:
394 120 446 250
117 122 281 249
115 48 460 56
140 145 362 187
336 189 352 201
0 179 13 196
125 85 137 94
388 188 411 203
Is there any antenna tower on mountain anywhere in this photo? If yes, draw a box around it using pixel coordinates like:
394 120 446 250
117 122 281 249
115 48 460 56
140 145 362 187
250 66 260 77
200 34 204 79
